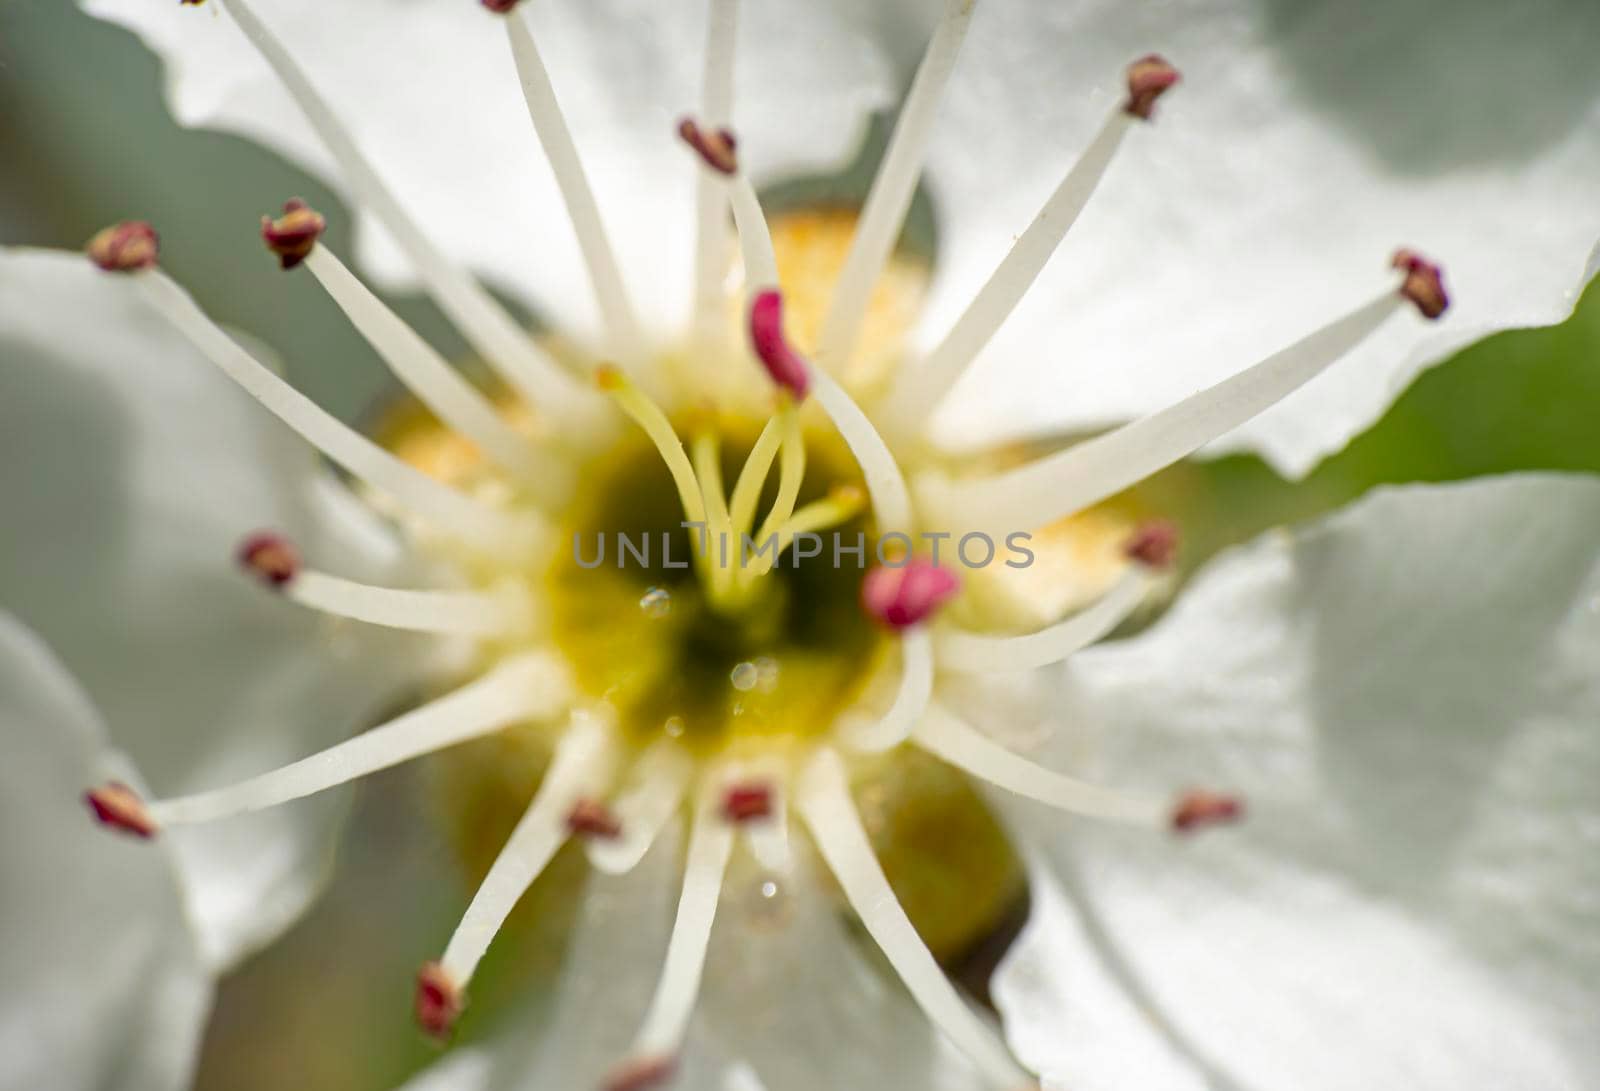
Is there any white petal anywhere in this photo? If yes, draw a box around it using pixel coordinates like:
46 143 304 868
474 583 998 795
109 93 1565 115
697 848 988 1091
80 0 895 346
919 2 1600 475
999 474 1600 1089
0 248 421 969
0 613 210 1090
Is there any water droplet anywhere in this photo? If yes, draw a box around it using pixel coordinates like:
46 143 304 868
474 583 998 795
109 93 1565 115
730 661 759 692
743 875 792 930
663 715 686 738
639 586 672 619
753 655 780 693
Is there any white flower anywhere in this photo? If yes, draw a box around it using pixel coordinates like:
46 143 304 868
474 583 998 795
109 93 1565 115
2 0 1596 1089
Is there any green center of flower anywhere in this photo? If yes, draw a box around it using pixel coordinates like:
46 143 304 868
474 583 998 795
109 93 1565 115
548 417 887 755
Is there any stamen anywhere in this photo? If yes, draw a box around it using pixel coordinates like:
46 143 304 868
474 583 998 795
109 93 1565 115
599 366 709 531
678 118 739 176
272 564 534 638
690 0 742 352
862 558 960 630
882 57 1180 434
1123 55 1181 120
567 798 624 840
1172 789 1244 833
814 0 977 372
586 742 694 876
608 783 735 1085
747 291 914 533
748 290 809 398
260 198 325 269
85 781 157 838
1123 518 1180 569
796 747 1034 1088
415 961 464 1041
505 7 646 368
726 774 791 873
840 628 934 754
935 568 1144 672
296 236 551 486
929 258 1449 538
238 530 300 588
725 414 784 539
914 704 1165 826
208 0 588 417
721 782 773 823
437 713 617 988
1392 248 1450 319
86 221 159 273
135 269 538 558
144 654 568 829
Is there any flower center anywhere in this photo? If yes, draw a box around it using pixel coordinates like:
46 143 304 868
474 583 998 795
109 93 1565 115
549 417 885 754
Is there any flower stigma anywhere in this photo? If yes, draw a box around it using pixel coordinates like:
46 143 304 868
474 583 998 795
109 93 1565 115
81 1 1451 1087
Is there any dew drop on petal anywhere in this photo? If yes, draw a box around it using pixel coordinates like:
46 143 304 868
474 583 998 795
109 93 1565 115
639 586 673 619
663 714 686 739
730 661 759 692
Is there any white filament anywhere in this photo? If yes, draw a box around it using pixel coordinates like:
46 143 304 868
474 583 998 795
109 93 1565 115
936 567 1146 671
841 628 933 753
625 782 736 1060
815 0 977 373
217 0 588 416
301 246 546 482
808 366 915 534
723 176 913 535
585 742 694 876
138 272 537 558
507 9 645 369
692 0 741 349
884 108 1137 434
739 773 792 873
149 653 566 827
932 291 1405 537
797 747 1032 1088
914 703 1162 825
287 570 535 638
730 175 779 291
440 713 616 985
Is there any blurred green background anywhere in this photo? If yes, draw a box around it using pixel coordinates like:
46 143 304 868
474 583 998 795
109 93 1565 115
3 1 1597 1088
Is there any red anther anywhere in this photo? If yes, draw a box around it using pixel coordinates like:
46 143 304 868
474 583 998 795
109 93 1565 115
861 558 961 631
721 783 774 824
1124 54 1181 121
603 1054 678 1091
86 221 159 273
261 199 326 270
237 531 301 589
85 782 157 838
415 961 464 1041
1171 789 1244 834
481 0 522 12
567 798 624 840
677 118 739 175
748 290 810 400
1391 249 1449 320
1124 519 1180 569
